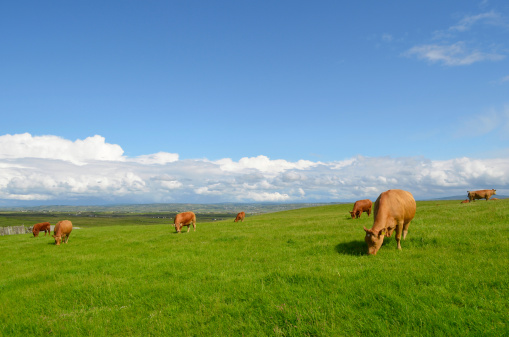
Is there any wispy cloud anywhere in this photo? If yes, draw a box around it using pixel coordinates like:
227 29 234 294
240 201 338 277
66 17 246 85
0 134 507 204
454 105 509 139
406 9 507 66
405 42 504 66
449 10 504 32
382 33 393 42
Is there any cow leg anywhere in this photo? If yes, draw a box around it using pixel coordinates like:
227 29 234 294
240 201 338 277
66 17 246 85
192 221 196 231
64 234 70 243
395 221 404 250
402 221 410 240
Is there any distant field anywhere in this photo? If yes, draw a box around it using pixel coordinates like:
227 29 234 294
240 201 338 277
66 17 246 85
0 211 234 228
1 200 507 336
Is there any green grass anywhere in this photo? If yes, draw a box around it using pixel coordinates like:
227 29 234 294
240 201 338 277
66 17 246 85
1 200 507 336
0 211 235 228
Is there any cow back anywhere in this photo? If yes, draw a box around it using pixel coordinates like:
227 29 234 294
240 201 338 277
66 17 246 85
174 212 196 225
354 199 372 211
235 212 245 222
373 189 416 227
54 220 73 236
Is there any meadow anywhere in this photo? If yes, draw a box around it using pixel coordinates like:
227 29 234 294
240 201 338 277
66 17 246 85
0 200 507 336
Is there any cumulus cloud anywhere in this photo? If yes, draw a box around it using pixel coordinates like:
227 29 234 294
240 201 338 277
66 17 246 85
132 152 179 165
0 134 508 204
213 155 318 174
0 133 125 165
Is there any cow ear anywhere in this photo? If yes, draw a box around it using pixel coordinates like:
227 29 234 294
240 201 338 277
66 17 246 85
363 227 369 233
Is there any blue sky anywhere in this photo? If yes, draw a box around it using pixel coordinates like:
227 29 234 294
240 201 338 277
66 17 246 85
0 1 508 205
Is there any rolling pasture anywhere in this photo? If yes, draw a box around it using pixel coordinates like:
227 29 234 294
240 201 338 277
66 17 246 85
1 200 507 336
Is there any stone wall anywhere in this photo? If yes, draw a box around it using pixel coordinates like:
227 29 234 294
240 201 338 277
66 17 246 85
0 225 30 236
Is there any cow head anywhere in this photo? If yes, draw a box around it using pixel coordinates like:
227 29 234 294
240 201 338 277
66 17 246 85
363 227 385 255
349 211 356 219
174 223 181 233
32 229 39 237
53 235 62 245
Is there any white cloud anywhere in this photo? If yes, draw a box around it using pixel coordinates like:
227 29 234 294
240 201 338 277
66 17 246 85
213 155 318 174
449 11 505 32
0 133 508 204
242 191 291 202
406 9 507 66
405 42 504 66
0 133 124 165
133 152 179 165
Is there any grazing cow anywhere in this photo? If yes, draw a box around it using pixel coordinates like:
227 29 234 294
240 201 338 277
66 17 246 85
53 220 72 245
363 189 416 255
234 212 245 222
174 212 196 233
349 199 372 219
490 198 499 201
32 222 51 237
461 199 469 204
467 189 496 202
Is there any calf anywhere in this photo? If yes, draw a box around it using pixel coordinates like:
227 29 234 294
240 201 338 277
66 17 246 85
174 212 196 233
467 189 496 202
32 222 51 237
234 212 245 222
363 189 416 255
461 199 469 204
349 199 372 219
53 220 72 245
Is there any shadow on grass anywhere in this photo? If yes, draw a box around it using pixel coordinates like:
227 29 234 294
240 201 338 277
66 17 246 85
335 240 367 256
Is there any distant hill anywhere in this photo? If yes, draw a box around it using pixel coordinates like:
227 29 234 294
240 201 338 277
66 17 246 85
0 197 506 213
0 202 345 214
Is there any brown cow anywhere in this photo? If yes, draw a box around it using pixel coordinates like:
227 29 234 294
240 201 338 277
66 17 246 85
349 199 372 219
32 222 51 237
490 198 499 201
53 220 72 245
174 212 196 233
234 212 245 222
363 189 416 255
467 189 496 202
461 199 469 204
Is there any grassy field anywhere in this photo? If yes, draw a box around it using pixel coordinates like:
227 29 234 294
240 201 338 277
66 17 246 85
0 200 507 336
0 211 236 228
